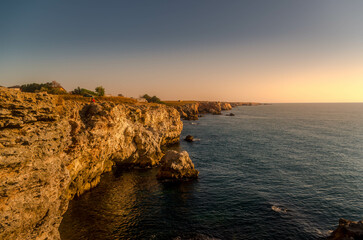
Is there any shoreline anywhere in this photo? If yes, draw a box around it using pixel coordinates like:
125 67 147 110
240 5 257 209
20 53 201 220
0 87 248 239
1 87 359 240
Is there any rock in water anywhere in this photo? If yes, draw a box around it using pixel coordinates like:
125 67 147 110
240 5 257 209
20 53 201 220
328 218 363 240
225 113 235 116
184 135 194 142
157 150 199 180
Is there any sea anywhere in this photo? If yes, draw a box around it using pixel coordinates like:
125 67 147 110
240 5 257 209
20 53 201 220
59 103 363 240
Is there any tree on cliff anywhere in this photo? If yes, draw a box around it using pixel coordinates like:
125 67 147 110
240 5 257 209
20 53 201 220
141 94 164 104
71 87 97 96
95 86 105 96
72 87 82 95
20 81 66 94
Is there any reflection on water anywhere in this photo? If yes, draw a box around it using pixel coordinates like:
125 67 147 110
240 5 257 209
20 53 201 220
59 167 199 240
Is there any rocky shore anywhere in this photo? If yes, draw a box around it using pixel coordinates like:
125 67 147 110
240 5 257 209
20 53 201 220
171 101 233 120
0 87 184 239
328 219 363 240
170 101 262 120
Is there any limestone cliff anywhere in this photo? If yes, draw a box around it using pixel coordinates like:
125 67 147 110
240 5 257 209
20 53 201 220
172 101 233 120
174 102 200 120
0 87 182 240
328 218 363 240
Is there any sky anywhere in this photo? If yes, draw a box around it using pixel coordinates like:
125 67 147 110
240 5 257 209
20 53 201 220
1 0 363 103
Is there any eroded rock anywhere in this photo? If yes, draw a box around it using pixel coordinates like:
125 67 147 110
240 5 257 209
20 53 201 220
184 135 194 142
157 150 199 181
328 218 363 240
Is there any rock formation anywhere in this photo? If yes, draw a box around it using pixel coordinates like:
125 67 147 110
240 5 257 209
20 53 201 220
172 102 234 120
328 218 363 240
157 150 199 180
184 135 194 142
197 102 222 115
174 102 200 120
220 102 232 111
0 87 182 240
229 102 261 107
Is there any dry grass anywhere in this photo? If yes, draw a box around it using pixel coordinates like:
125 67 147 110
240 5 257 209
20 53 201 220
59 94 138 104
164 100 198 106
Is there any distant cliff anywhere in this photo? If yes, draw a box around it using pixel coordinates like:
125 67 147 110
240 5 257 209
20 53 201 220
169 101 262 120
0 88 182 240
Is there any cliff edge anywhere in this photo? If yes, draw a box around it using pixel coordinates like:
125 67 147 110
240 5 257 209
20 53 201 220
0 87 182 240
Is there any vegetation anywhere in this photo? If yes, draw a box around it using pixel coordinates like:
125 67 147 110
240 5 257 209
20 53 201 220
20 81 67 94
60 94 137 104
72 86 105 97
164 100 198 106
95 86 105 96
16 81 160 106
141 94 164 104
71 87 98 96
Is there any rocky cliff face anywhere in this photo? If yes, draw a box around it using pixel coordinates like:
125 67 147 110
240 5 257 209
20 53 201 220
0 87 182 240
328 219 363 240
174 102 200 120
157 150 199 180
174 102 233 120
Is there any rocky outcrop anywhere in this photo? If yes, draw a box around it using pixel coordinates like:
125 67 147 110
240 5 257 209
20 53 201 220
156 150 199 181
174 102 200 120
184 135 194 142
197 102 222 115
173 102 234 120
328 219 363 240
220 102 232 111
0 87 182 240
229 102 261 107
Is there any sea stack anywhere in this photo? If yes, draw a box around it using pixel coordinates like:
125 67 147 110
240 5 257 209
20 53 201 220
157 150 199 181
184 135 194 142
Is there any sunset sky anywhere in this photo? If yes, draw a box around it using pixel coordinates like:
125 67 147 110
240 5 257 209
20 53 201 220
1 0 363 102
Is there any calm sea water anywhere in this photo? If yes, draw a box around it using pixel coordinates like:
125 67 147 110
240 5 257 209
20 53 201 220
60 103 363 240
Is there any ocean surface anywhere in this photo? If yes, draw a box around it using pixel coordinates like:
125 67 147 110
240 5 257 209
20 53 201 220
59 103 363 240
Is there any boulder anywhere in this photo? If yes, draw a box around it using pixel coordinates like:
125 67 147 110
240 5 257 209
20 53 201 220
157 150 199 180
328 218 363 240
225 113 235 116
184 135 194 142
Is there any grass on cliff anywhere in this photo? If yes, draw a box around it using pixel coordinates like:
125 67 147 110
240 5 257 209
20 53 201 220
60 95 138 104
164 101 198 106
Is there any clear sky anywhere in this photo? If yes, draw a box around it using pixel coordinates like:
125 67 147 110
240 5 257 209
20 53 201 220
1 0 363 102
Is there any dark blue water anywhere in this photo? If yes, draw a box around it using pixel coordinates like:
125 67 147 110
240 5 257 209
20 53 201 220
60 103 363 240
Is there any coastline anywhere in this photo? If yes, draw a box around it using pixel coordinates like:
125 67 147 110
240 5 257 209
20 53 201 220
0 88 242 239
1 87 359 239
0 87 183 239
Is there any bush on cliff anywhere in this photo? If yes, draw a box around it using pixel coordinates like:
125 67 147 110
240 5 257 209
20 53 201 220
95 86 105 96
141 94 164 104
20 81 67 94
72 87 98 96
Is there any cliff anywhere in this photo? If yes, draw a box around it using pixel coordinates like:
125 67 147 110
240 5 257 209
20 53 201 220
0 87 182 240
173 102 200 120
328 219 363 240
168 101 233 120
